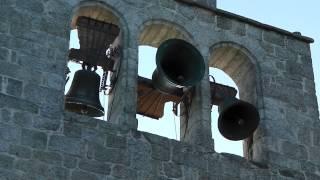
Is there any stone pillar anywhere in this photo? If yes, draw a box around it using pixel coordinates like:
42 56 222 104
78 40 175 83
180 51 213 150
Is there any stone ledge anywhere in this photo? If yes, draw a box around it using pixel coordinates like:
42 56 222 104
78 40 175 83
174 0 313 43
213 8 314 43
175 0 216 10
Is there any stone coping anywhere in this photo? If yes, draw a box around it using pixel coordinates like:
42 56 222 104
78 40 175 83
175 0 314 43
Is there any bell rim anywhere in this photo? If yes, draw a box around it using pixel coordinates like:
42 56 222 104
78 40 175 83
65 100 104 117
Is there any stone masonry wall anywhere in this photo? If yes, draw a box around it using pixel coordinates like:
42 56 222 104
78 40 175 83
0 0 319 179
0 112 314 179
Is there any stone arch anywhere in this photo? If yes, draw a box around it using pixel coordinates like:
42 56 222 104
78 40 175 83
209 42 262 105
208 41 263 158
138 19 194 47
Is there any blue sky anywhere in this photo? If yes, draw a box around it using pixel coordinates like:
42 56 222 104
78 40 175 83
68 1 320 156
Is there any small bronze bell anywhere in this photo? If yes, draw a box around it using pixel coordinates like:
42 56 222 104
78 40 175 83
65 68 104 117
218 97 260 141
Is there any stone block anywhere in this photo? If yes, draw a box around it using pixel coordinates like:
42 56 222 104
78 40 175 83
0 77 2 93
275 46 296 60
1 108 12 123
21 128 47 150
300 160 317 174
40 103 63 119
287 37 310 55
151 144 170 161
177 4 196 21
111 165 137 179
263 30 285 46
160 0 176 10
23 83 63 105
172 142 207 170
232 21 246 36
247 25 262 40
297 128 312 146
0 93 39 113
47 34 69 53
279 169 305 179
143 133 170 161
176 0 216 9
94 145 129 165
0 124 19 142
81 128 105 145
0 22 9 33
0 61 21 77
71 170 98 180
14 159 68 178
0 139 10 152
163 162 182 178
106 134 127 149
264 150 301 170
14 159 45 175
313 130 320 147
286 61 314 80
10 37 48 58
48 135 82 156
128 138 152 171
64 122 82 138
63 155 78 169
217 16 232 30
97 120 119 135
305 172 320 180
15 0 44 14
45 72 64 90
64 112 98 128
9 145 32 159
0 169 22 180
49 166 69 180
0 34 11 48
0 154 14 169
12 111 33 128
260 42 275 55
33 150 62 166
33 116 61 131
10 22 48 45
308 147 320 165
79 159 111 175
196 13 215 29
0 47 9 61
39 17 68 38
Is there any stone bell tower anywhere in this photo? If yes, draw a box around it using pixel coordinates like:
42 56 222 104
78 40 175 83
0 0 319 179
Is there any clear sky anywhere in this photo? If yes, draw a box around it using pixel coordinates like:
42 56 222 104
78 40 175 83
68 1 320 157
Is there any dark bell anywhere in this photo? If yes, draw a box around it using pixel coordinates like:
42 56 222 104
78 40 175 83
152 39 205 94
218 98 260 141
65 69 104 117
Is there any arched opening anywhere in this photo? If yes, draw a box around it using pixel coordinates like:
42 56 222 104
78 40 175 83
65 3 122 120
209 43 259 158
136 21 193 140
210 68 243 156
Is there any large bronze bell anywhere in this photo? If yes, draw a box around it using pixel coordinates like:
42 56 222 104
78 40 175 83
65 69 104 117
218 97 260 141
152 39 205 94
